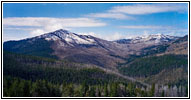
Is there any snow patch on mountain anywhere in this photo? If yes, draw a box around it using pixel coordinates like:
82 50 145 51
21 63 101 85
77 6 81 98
38 29 96 45
116 34 177 44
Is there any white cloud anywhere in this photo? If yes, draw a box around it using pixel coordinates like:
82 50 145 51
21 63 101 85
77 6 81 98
79 32 126 41
109 4 187 15
85 3 187 20
97 32 124 41
103 32 125 41
3 17 107 36
3 17 128 41
119 25 164 29
3 27 35 31
3 35 29 42
78 32 97 37
30 29 46 36
3 17 106 27
87 13 134 20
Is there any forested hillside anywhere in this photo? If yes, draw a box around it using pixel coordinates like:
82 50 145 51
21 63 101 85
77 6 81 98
119 55 187 77
3 52 130 85
118 54 188 92
3 52 151 97
3 38 56 58
3 51 188 97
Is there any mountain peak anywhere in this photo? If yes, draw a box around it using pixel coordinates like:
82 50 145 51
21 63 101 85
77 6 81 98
38 29 96 45
52 29 73 35
55 29 65 31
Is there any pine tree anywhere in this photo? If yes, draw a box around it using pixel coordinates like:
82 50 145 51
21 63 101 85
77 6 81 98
9 79 19 96
23 81 31 97
161 90 165 97
128 82 137 97
89 86 96 97
110 83 118 97
149 83 155 97
62 83 74 97
103 84 108 97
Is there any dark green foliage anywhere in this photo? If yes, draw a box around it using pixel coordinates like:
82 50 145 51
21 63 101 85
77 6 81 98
3 76 61 97
140 44 169 56
117 44 171 69
3 76 150 97
119 54 187 77
117 44 170 67
103 84 108 97
3 75 187 97
116 55 141 68
65 54 105 67
3 52 129 85
62 83 74 97
161 90 165 97
109 83 118 97
185 85 188 97
4 51 57 63
3 38 57 58
126 82 136 97
4 62 123 85
3 77 31 97
149 83 155 97
3 51 153 97
31 80 61 97
89 86 96 97
3 46 188 97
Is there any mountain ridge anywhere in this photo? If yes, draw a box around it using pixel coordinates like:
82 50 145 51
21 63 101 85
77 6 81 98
3 29 186 70
115 34 178 44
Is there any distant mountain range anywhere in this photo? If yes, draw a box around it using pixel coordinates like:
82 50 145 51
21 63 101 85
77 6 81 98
115 34 178 44
3 29 187 69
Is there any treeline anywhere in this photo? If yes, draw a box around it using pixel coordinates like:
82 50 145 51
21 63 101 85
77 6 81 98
4 76 61 97
4 58 126 85
3 76 153 97
3 52 132 85
4 76 187 97
119 54 187 77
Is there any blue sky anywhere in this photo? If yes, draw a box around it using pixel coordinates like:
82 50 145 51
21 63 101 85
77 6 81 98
3 3 188 41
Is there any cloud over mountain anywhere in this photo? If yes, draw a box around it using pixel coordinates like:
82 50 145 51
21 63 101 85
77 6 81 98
3 17 106 36
86 13 133 20
109 4 187 15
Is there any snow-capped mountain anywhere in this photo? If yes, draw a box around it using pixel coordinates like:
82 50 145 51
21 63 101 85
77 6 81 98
3 29 130 70
37 29 97 46
116 34 178 44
